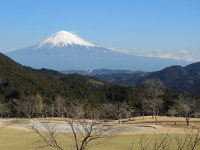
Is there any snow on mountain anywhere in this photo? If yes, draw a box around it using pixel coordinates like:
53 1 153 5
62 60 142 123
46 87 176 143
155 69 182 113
37 31 99 48
6 30 190 71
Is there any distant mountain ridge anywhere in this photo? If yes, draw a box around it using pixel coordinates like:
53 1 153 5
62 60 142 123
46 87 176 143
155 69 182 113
61 68 142 75
6 30 189 71
94 62 200 93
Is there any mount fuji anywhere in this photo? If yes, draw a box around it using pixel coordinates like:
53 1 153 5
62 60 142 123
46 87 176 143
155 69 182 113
6 30 189 71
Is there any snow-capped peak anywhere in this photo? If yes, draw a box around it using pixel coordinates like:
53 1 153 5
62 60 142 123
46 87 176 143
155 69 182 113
37 30 98 48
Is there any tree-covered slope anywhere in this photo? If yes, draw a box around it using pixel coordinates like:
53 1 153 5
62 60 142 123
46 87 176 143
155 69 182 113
94 62 200 93
0 53 105 101
0 52 140 109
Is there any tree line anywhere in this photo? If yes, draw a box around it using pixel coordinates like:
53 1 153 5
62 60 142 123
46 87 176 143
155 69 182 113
1 79 199 126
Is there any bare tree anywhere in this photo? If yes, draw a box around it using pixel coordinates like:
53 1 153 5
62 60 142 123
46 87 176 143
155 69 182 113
66 104 119 150
129 128 200 150
31 122 63 150
127 106 135 121
152 131 171 150
178 96 196 126
31 102 120 150
36 95 44 117
140 98 148 120
54 96 66 118
0 103 10 118
130 130 171 150
16 95 43 118
113 102 130 124
142 79 164 125
174 128 200 150
99 103 116 121
168 105 178 117
138 134 152 150
181 103 192 126
99 102 133 123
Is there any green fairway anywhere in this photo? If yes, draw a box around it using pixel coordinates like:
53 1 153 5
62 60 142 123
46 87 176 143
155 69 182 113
0 127 149 150
0 126 200 150
0 127 187 150
0 128 49 150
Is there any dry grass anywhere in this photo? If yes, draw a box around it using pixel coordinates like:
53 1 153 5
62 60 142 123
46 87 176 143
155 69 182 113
1 116 200 149
120 116 200 135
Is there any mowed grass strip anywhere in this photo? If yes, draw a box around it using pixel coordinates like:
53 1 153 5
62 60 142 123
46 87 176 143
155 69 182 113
0 127 200 150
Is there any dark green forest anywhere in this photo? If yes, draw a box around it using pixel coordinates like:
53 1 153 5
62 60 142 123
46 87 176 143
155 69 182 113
0 52 199 119
95 63 200 93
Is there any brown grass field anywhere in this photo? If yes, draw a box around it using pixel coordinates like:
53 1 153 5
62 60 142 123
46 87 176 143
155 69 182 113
0 116 200 150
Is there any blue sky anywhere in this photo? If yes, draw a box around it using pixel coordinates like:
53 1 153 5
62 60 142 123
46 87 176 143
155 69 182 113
0 0 200 61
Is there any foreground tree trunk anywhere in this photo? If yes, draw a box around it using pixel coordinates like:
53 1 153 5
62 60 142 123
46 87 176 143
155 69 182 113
143 112 144 120
155 111 159 125
186 117 190 126
155 115 158 125
118 118 121 124
31 102 121 150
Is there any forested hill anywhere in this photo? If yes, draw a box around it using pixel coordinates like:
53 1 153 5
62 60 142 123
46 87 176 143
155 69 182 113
0 52 105 101
144 63 200 93
0 52 197 118
95 62 200 93
0 53 142 109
